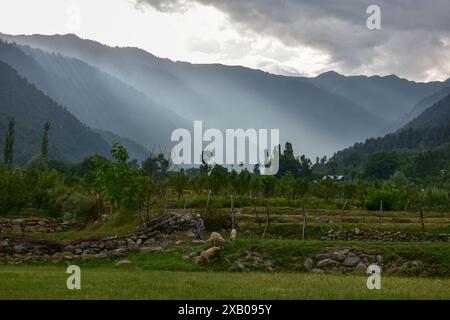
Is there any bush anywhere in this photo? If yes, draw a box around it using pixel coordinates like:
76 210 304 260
62 211 77 221
366 186 403 211
202 208 231 231
55 191 97 221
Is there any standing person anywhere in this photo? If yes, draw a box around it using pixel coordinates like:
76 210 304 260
0 223 3 240
195 214 205 241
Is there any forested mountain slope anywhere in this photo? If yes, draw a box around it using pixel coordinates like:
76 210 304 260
0 61 110 164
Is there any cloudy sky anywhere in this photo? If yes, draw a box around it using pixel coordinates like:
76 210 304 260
1 0 449 82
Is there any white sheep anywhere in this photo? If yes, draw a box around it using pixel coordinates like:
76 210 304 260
196 246 221 264
230 228 237 241
207 231 225 246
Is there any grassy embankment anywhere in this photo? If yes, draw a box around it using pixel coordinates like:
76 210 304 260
1 265 450 299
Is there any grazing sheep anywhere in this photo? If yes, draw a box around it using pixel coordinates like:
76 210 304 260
196 246 221 264
207 232 225 246
230 228 237 241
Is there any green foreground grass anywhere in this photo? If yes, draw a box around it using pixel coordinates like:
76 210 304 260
1 265 450 300
2 207 449 300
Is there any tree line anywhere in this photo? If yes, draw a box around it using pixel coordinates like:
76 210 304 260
1 132 449 221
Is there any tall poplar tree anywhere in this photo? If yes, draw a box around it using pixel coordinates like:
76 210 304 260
40 121 50 161
3 117 15 165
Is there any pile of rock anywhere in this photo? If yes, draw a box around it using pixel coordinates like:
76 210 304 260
230 251 275 272
321 228 450 242
0 212 194 264
0 218 75 233
304 247 383 274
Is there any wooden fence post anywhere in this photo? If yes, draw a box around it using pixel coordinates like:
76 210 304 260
340 199 348 228
204 189 211 216
419 205 425 232
404 199 410 212
252 193 261 227
301 202 308 241
262 204 270 239
379 200 383 225
230 195 235 229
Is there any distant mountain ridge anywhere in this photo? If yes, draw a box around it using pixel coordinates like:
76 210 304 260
404 93 450 130
0 33 400 158
311 70 448 124
333 92 450 163
388 86 450 132
95 129 149 162
1 33 449 158
0 60 110 164
0 39 187 151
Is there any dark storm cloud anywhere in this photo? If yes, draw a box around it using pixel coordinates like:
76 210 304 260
134 0 450 80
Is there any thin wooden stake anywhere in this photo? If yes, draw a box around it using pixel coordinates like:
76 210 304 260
404 199 410 212
252 193 261 227
379 200 383 225
419 205 425 232
262 205 270 238
204 189 211 215
230 195 235 229
301 202 307 241
340 199 348 229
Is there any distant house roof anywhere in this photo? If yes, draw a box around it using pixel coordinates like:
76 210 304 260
322 175 344 181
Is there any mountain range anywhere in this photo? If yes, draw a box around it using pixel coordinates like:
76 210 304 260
0 39 185 151
0 32 449 164
0 60 110 164
333 92 450 165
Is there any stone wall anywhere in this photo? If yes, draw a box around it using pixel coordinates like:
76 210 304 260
303 247 383 274
0 213 194 264
0 218 75 233
321 228 450 242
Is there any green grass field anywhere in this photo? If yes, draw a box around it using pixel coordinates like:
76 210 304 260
1 265 450 300
2 207 449 300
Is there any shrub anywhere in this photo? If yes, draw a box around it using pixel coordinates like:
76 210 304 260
55 191 97 221
62 211 77 221
202 207 231 231
366 186 403 211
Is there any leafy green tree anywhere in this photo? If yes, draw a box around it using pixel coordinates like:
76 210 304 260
391 170 409 187
250 175 262 197
277 171 296 199
261 175 277 198
94 143 143 209
208 165 229 195
112 142 129 163
253 164 261 176
366 184 403 211
237 169 252 196
315 178 337 201
277 142 300 178
342 183 358 200
294 178 309 199
169 170 189 199
284 142 295 159
298 155 313 179
365 151 400 179
142 153 170 180
228 169 240 195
